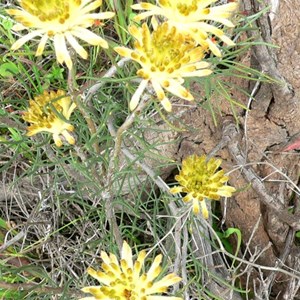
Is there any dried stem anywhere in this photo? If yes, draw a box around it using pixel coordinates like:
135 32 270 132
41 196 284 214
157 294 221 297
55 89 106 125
103 92 151 252
85 57 130 104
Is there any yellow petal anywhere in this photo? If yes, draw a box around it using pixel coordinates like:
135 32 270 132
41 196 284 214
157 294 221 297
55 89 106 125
71 28 108 48
94 11 115 19
65 32 88 59
181 69 213 78
81 286 103 298
12 23 27 31
164 79 193 101
146 254 162 281
169 186 183 194
210 2 239 15
205 17 235 27
151 16 159 30
53 133 63 147
161 98 172 112
131 3 159 10
130 79 148 111
218 186 236 197
114 47 133 59
151 80 165 100
183 193 193 202
200 200 209 219
149 273 181 293
80 0 103 14
197 22 224 37
131 3 161 21
133 11 156 22
219 34 235 46
188 47 207 63
26 125 46 136
54 33 72 69
121 241 133 269
195 61 211 69
133 250 146 279
128 24 143 41
11 30 44 50
35 34 48 56
10 9 40 28
80 12 115 23
193 198 200 214
5 9 20 16
206 39 222 57
66 102 77 119
62 130 75 145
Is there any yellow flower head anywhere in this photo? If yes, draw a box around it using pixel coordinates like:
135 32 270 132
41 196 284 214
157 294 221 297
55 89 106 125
23 90 76 147
80 241 182 300
7 0 115 69
115 22 212 112
132 0 239 57
170 154 236 218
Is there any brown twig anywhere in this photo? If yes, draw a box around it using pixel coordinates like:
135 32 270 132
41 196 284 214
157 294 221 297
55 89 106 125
85 57 130 104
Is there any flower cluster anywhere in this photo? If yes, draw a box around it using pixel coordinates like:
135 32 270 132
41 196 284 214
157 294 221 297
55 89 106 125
115 0 239 111
22 90 76 147
170 154 236 218
132 0 239 57
7 0 115 69
8 0 239 128
5 1 238 297
115 21 212 112
80 241 182 300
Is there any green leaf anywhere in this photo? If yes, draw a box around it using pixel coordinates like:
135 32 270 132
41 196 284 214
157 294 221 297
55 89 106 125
0 217 8 230
224 227 242 267
0 62 19 77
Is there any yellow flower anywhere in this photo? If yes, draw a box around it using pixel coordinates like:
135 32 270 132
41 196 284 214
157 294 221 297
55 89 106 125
6 0 115 69
170 154 236 218
23 90 76 147
114 22 212 112
132 0 239 57
80 241 182 300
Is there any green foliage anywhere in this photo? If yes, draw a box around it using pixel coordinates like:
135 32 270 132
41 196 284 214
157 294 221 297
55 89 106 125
0 61 19 77
217 227 242 266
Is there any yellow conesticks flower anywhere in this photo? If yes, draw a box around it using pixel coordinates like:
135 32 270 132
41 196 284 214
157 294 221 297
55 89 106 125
23 90 76 147
170 154 236 218
7 0 115 69
132 0 239 57
115 22 212 112
80 241 182 300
